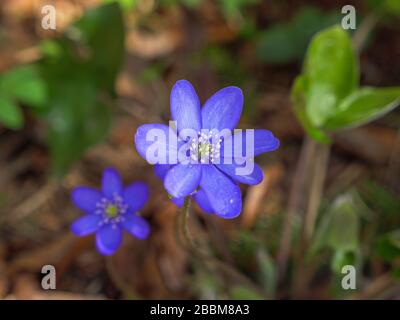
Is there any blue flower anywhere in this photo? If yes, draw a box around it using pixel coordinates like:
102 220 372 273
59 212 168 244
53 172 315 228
135 80 279 219
71 168 150 255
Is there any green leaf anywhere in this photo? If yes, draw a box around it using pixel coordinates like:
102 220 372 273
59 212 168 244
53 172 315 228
323 87 400 130
39 2 124 176
46 80 111 176
375 230 400 262
326 195 360 252
360 180 400 218
0 95 23 129
218 0 260 20
256 248 276 297
72 2 125 91
257 7 341 64
103 0 137 11
291 75 331 143
0 65 47 108
331 250 358 274
368 0 400 16
257 24 299 64
311 192 360 255
229 286 264 300
304 25 358 127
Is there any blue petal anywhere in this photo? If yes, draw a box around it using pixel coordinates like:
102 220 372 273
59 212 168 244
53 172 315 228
195 189 214 214
164 163 201 198
172 196 184 207
102 168 122 198
170 80 201 134
201 86 243 131
221 129 279 159
71 214 102 236
122 182 149 212
135 124 180 164
71 187 102 213
200 165 242 219
216 161 264 185
95 225 123 255
154 164 173 180
123 214 150 240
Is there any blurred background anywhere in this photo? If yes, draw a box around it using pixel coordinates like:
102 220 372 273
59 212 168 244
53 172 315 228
0 0 399 299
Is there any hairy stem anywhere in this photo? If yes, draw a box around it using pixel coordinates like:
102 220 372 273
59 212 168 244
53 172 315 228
180 196 196 250
105 256 138 299
277 137 316 282
292 142 330 298
303 143 330 241
285 14 380 296
178 196 268 298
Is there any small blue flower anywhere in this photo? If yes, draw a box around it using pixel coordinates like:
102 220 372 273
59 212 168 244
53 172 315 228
135 80 279 219
71 168 150 255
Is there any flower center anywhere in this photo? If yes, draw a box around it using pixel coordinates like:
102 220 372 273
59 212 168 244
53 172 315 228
95 194 129 226
189 131 222 164
105 204 118 218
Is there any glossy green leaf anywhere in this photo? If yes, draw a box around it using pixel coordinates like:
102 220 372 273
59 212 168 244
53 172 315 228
0 95 23 129
304 25 358 127
291 75 331 143
323 87 400 130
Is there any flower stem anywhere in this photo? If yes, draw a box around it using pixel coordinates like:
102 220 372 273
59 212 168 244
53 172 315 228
292 140 331 298
177 196 268 298
180 196 196 250
105 256 138 299
352 13 379 53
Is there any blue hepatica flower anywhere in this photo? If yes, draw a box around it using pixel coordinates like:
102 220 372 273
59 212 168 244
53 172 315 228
71 168 150 255
135 80 279 219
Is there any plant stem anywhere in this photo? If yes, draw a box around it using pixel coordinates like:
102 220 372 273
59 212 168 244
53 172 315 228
303 142 330 241
284 13 380 296
352 13 379 53
178 196 268 298
292 142 330 298
277 137 316 282
105 256 138 299
180 196 196 250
